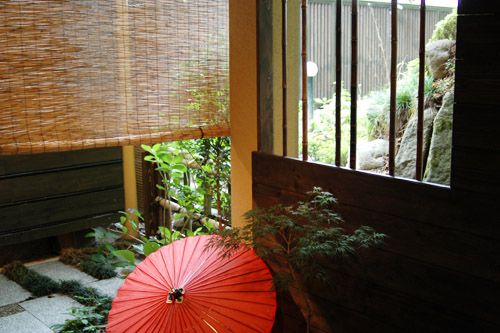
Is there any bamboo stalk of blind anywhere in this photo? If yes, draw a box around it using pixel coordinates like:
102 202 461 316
282 0 288 156
301 0 308 161
350 0 358 169
335 0 342 166
0 0 229 155
416 0 426 180
389 0 398 176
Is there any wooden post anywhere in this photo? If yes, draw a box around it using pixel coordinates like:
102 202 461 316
282 0 288 156
416 0 426 180
335 0 342 166
350 0 358 169
122 146 138 237
301 0 308 161
389 0 398 176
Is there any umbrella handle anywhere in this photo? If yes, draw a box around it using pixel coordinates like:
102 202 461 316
166 288 185 304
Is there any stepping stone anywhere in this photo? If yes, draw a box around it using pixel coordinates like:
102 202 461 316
0 311 52 333
20 294 82 328
29 259 96 284
88 277 124 298
0 304 24 318
0 274 31 307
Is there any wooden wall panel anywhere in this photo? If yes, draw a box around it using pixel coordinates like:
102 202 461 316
0 148 124 247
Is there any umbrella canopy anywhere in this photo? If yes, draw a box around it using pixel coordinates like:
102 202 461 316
107 235 276 332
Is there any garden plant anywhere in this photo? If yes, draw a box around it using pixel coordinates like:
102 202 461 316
208 187 385 333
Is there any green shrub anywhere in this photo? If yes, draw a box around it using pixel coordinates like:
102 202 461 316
60 247 117 280
80 260 116 280
3 261 60 297
430 10 457 42
56 280 111 333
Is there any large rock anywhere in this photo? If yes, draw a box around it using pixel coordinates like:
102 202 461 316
356 139 388 170
426 40 454 80
395 107 438 179
424 92 454 185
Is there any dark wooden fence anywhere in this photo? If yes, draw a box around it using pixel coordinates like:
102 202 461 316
0 148 124 248
309 0 451 98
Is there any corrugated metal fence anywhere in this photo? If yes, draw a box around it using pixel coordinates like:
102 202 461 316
309 1 452 98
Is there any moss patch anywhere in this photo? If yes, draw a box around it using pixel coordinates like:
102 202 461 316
60 248 117 280
3 261 60 297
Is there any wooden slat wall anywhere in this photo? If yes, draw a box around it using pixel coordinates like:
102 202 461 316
0 148 124 247
257 1 500 331
308 1 450 98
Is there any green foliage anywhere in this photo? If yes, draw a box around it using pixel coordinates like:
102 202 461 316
357 59 435 143
208 188 385 331
55 281 111 333
111 250 135 266
60 248 116 280
141 137 231 231
307 83 351 165
80 260 116 280
3 261 60 297
208 188 385 285
3 262 112 333
85 208 213 270
430 9 457 42
54 306 107 333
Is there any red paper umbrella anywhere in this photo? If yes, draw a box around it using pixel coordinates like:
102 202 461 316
107 235 276 333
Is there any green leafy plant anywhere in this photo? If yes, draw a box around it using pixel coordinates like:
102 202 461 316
430 9 457 42
208 188 385 332
141 137 231 233
306 83 352 165
86 208 215 270
55 281 111 333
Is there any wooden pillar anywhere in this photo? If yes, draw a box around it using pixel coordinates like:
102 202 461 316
230 0 258 228
122 145 138 236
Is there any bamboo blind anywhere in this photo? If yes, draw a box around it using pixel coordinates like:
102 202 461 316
0 0 229 155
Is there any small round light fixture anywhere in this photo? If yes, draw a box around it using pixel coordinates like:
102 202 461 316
307 61 318 77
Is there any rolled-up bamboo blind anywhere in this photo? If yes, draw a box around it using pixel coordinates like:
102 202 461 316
0 0 229 155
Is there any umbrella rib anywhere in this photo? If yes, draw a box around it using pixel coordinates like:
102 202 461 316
190 258 265 289
190 276 273 293
189 294 276 307
178 300 204 332
145 253 174 287
183 298 231 333
135 301 170 333
186 247 249 288
179 236 210 287
188 297 267 332
159 244 175 286
109 296 165 320
124 276 166 292
188 266 269 292
156 301 175 333
134 264 170 290
188 296 276 322
171 237 178 286
108 298 166 330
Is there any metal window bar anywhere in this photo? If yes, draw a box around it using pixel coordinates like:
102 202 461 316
301 0 308 161
416 0 426 180
389 0 398 176
282 0 288 156
335 0 342 166
350 0 358 169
